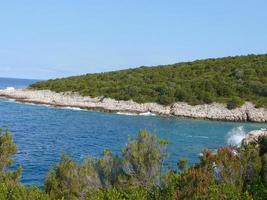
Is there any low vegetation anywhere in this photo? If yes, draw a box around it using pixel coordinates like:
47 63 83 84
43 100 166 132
30 54 267 109
1 128 267 199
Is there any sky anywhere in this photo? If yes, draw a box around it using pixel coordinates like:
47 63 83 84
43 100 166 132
0 0 266 80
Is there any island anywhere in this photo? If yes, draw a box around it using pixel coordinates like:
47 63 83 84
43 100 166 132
0 54 266 122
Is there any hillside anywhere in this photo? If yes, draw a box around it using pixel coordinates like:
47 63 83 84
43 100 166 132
30 54 267 108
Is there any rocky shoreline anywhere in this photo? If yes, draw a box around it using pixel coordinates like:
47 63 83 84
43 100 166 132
0 88 266 122
242 129 267 146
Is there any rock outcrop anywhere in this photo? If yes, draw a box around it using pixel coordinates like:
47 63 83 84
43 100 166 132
0 88 266 122
242 129 267 146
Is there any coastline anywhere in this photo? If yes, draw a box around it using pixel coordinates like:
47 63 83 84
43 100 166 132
0 88 266 122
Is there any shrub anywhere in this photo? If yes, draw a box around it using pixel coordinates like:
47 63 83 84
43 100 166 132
262 153 267 187
2 129 267 199
122 130 168 188
227 96 245 109
177 159 188 171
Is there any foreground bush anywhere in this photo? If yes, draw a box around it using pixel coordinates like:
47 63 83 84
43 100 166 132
0 129 50 200
1 128 267 199
45 130 168 199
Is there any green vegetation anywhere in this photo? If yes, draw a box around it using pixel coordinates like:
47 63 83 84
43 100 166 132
0 129 49 199
30 54 267 108
1 128 267 199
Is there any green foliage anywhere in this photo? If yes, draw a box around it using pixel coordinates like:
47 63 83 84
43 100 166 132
123 130 168 188
1 128 267 199
45 130 168 199
262 154 267 187
174 143 267 200
30 54 267 108
0 129 22 185
45 152 123 200
43 133 267 200
177 159 188 171
0 183 50 200
227 96 245 109
0 130 50 200
258 136 267 156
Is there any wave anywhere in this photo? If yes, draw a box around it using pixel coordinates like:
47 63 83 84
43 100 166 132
139 112 156 116
0 98 16 103
0 87 15 91
116 111 156 116
226 126 246 146
23 102 39 106
7 99 16 102
60 106 85 111
17 101 85 111
187 135 209 139
5 87 15 91
116 112 138 116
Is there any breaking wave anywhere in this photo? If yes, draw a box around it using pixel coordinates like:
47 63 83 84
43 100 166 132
226 126 247 146
116 112 138 116
116 111 156 116
5 87 15 91
187 135 209 139
139 112 156 116
60 106 85 111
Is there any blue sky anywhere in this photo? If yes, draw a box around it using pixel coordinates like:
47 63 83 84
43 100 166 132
0 0 266 79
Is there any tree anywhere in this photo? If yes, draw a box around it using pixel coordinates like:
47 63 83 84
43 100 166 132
0 129 22 185
0 129 49 200
122 130 168 188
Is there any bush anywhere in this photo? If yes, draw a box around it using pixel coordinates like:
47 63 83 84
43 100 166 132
2 129 267 199
45 130 168 199
0 130 50 200
122 130 168 188
262 154 267 187
157 95 175 105
227 96 245 109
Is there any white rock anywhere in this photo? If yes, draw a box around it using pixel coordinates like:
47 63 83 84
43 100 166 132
0 89 266 122
241 129 267 146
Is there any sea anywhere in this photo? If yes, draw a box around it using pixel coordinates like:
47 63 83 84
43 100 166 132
0 77 266 186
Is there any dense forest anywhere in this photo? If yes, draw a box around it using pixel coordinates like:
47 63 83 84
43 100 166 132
1 128 267 199
30 54 267 109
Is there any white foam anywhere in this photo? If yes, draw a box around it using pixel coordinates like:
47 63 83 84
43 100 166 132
60 106 85 111
116 111 156 116
187 135 209 139
139 112 156 116
7 99 15 102
5 87 15 91
226 126 246 146
116 112 138 116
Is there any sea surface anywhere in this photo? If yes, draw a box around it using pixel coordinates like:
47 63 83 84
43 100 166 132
0 77 266 186
0 77 38 89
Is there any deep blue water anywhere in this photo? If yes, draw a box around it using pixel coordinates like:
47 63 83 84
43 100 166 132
0 77 39 89
0 78 266 186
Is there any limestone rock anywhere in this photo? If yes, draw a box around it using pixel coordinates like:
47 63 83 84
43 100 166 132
0 89 266 122
242 129 267 146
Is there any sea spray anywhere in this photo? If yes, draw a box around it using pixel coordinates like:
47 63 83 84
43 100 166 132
139 112 156 116
116 112 138 116
226 126 247 146
5 87 15 91
116 111 156 116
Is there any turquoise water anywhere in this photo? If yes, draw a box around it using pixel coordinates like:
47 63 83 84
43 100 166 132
0 78 266 186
